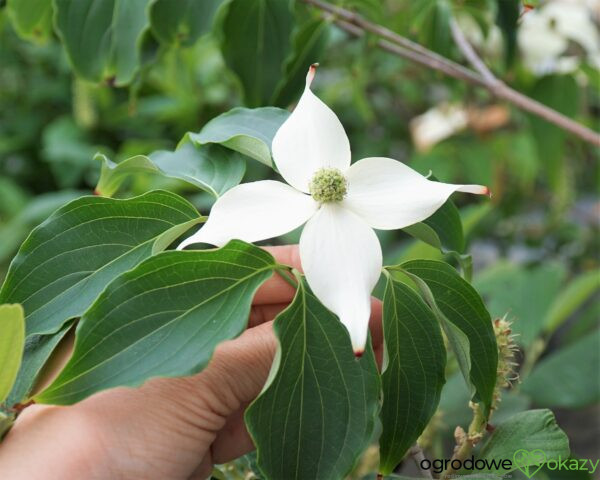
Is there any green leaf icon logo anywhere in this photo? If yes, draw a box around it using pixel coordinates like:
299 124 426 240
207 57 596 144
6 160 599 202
513 449 547 478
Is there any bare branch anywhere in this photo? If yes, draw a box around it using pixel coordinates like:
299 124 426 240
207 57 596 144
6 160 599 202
302 0 600 147
449 17 499 86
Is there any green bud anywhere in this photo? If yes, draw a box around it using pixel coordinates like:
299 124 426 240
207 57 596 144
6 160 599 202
309 168 348 203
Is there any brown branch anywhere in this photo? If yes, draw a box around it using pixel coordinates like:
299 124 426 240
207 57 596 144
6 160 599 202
449 18 499 87
302 0 600 147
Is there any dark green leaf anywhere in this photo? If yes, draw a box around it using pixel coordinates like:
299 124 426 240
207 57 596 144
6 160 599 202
0 304 25 404
4 323 73 408
529 76 579 195
95 142 246 197
220 0 294 106
495 0 520 67
186 107 289 168
245 278 380 480
410 0 452 56
0 191 202 337
402 196 465 253
6 0 53 43
271 19 330 107
379 278 446 475
0 191 86 264
150 0 223 46
479 409 570 474
521 329 600 409
36 241 276 405
54 0 153 85
400 260 498 413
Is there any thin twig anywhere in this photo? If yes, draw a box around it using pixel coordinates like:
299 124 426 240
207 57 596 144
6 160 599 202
449 17 499 87
302 0 600 147
408 444 433 479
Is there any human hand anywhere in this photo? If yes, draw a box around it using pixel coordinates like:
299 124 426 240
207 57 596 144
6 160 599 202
0 245 383 480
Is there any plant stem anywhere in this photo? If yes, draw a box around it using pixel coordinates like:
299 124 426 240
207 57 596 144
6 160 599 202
441 404 487 479
408 444 433 478
302 0 600 147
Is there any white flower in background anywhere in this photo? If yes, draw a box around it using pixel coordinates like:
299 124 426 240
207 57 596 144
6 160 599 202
519 0 600 75
178 65 489 354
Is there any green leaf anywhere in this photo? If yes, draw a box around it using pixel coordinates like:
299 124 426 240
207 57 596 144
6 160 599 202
474 262 566 347
0 190 86 264
4 323 73 408
529 76 579 200
54 0 154 85
150 0 223 46
271 18 330 107
403 196 465 254
0 190 202 338
0 304 25 404
185 107 289 167
6 0 53 43
410 0 452 56
94 142 246 197
36 241 276 405
400 260 497 413
521 329 600 409
379 278 446 475
220 0 295 106
495 0 520 67
544 271 600 336
479 409 570 474
245 278 380 480
402 194 472 278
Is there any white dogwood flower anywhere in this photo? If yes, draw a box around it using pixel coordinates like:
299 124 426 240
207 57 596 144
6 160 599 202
178 65 489 354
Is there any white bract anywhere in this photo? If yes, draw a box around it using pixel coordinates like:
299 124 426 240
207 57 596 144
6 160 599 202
179 65 488 354
518 0 600 75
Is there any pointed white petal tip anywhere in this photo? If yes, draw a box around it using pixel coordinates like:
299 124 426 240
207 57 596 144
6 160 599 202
306 63 319 88
458 184 491 197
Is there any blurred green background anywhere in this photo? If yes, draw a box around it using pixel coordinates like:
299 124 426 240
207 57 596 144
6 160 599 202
0 0 598 474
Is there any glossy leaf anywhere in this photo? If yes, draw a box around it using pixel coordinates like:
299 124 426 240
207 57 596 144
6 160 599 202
150 0 223 46
379 278 446 475
54 0 153 85
94 142 245 197
186 107 289 167
246 278 380 480
36 241 276 405
401 260 497 413
220 0 294 106
6 0 53 43
403 197 465 254
521 329 600 409
4 323 73 408
0 190 202 337
479 410 570 474
271 18 330 107
0 304 25 404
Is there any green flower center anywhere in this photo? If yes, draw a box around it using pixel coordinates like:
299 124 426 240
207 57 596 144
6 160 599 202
309 168 348 203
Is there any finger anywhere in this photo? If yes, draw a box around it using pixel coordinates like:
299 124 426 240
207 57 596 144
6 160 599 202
210 405 254 465
252 245 301 305
248 303 289 328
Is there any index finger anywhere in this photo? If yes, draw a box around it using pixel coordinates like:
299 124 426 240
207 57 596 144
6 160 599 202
252 245 302 305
